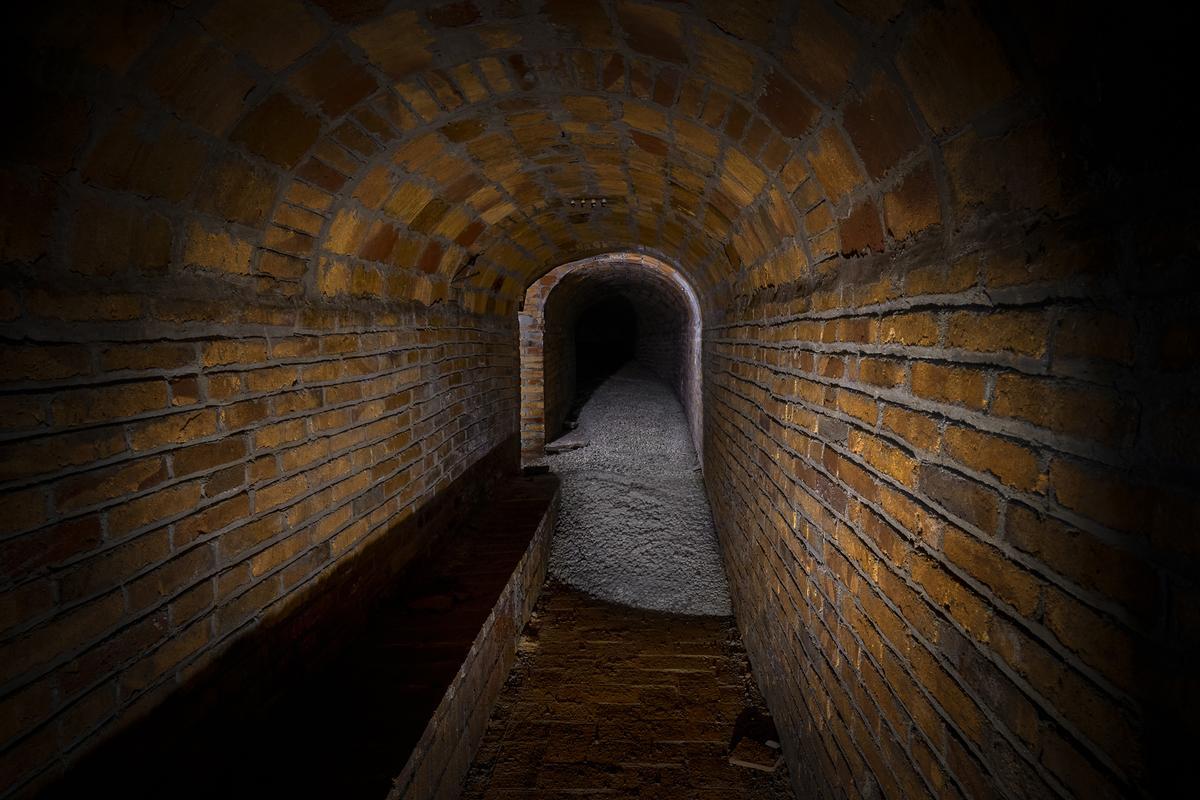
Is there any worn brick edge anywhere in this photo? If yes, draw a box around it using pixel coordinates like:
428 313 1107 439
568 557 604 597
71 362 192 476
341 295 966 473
388 479 560 800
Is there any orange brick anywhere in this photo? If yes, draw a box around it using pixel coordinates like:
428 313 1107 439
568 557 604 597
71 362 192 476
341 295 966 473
911 555 990 641
1 592 124 685
896 3 1016 132
249 532 310 577
1043 588 1135 692
906 254 978 297
881 405 940 453
942 527 1040 616
878 312 939 346
254 419 306 450
992 374 1131 446
202 339 268 368
128 409 219 451
835 389 876 424
911 362 986 409
245 366 299 394
254 474 308 512
100 342 196 373
50 381 169 427
858 357 904 388
121 618 210 694
56 457 167 512
107 480 203 538
849 429 918 487
1053 311 1134 365
947 309 1047 357
1005 504 1155 619
0 344 91 382
1048 459 1141 533
173 438 247 477
59 529 171 603
943 425 1044 492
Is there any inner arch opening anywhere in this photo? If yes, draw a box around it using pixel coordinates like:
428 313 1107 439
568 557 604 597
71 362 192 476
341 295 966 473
520 253 704 464
520 253 725 615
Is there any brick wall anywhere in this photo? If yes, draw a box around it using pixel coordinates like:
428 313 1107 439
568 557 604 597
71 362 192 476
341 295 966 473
703 215 1197 799
0 299 517 795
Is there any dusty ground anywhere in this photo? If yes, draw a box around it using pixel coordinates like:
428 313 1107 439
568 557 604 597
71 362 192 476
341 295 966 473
544 363 731 616
460 582 795 799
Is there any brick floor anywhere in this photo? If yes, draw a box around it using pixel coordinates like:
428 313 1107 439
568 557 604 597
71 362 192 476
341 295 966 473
461 582 796 799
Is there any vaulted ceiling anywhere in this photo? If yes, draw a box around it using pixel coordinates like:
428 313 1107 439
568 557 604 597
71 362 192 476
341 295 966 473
7 0 1054 317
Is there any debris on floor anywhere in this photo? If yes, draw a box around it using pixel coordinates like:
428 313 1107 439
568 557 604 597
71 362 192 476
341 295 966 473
544 437 590 454
728 708 785 772
730 736 783 772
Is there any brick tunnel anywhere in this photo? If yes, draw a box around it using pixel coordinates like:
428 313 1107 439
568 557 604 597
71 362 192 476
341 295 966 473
1 2 1197 799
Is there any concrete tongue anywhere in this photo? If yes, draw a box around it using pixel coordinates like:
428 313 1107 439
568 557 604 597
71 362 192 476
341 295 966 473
545 362 731 616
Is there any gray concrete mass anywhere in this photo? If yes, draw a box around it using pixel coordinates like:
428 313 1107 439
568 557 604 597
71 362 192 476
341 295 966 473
545 362 732 616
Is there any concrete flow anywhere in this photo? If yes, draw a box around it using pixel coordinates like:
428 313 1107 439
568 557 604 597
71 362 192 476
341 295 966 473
545 362 732 616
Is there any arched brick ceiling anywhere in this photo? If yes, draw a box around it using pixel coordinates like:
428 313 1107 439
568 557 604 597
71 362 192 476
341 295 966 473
543 259 692 333
10 0 1042 317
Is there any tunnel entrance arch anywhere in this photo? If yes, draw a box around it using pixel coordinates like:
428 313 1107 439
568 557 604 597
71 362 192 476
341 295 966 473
519 253 703 464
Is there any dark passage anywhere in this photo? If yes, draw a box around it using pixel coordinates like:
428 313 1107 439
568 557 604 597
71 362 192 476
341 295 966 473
572 295 638 407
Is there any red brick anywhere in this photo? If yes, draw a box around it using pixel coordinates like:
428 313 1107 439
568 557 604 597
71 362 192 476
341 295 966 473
839 199 884 255
0 516 103 582
896 4 1017 132
51 381 169 427
231 94 321 169
757 69 819 139
843 71 922 179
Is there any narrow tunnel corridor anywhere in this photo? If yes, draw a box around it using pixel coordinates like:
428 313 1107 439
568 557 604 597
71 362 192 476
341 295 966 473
463 360 791 797
2 2 1197 799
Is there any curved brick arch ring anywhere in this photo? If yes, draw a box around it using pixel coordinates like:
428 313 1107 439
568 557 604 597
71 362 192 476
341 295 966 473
519 252 703 463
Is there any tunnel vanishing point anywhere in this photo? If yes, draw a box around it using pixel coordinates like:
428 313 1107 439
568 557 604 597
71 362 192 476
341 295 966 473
0 1 1197 798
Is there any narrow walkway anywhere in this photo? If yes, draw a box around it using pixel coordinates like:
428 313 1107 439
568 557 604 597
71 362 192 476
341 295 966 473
460 583 793 799
463 365 794 798
545 363 730 616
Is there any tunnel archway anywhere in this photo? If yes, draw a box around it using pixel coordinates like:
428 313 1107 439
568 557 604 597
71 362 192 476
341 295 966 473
520 253 703 463
1 2 1195 799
